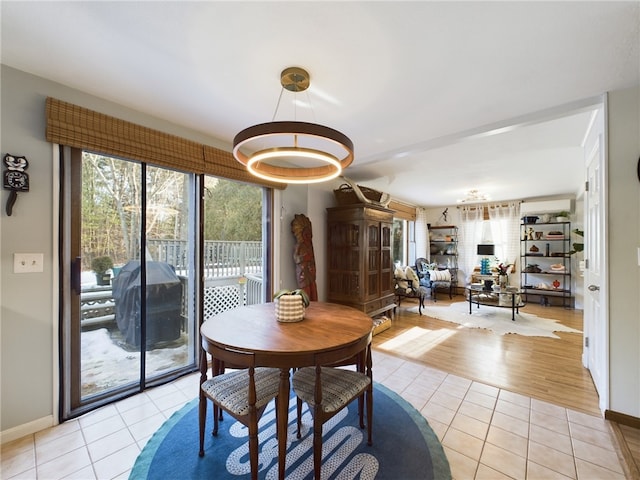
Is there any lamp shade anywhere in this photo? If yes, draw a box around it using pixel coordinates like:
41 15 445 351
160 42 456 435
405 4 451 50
477 244 495 256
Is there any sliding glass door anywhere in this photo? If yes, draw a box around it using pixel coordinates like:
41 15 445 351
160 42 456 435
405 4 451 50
61 150 198 418
60 149 272 420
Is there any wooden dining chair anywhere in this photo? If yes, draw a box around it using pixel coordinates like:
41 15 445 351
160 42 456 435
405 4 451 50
198 343 281 480
292 338 373 480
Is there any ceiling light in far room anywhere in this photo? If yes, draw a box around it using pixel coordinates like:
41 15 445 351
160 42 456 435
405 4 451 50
233 67 354 184
457 189 490 203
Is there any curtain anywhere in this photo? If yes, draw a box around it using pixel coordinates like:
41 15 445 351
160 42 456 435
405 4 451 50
416 207 429 264
458 205 484 284
487 202 521 283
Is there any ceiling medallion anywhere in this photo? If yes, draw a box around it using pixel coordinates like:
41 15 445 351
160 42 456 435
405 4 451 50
233 67 354 184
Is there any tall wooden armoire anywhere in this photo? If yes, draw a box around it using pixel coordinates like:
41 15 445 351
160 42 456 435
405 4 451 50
326 204 396 318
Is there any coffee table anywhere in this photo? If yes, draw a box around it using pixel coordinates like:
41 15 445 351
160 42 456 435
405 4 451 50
466 284 524 321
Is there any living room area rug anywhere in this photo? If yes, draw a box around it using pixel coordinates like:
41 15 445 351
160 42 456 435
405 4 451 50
411 301 582 338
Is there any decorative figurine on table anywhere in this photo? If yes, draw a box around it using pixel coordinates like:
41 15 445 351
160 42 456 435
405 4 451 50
3 154 29 216
291 213 318 301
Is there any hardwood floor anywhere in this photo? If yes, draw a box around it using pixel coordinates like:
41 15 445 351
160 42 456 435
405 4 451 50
373 295 598 415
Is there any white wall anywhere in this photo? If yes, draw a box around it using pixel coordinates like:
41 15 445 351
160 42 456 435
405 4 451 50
275 184 308 295
275 184 336 302
307 185 337 302
1 66 57 435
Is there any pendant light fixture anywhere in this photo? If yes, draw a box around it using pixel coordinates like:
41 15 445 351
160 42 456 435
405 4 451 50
233 67 354 184
457 189 490 203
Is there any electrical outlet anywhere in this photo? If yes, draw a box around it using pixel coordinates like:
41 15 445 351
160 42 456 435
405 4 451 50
14 253 44 273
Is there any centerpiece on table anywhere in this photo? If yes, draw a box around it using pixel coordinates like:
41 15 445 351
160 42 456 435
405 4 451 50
496 262 512 289
273 288 310 322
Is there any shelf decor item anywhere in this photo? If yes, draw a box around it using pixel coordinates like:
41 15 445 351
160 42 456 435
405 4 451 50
273 289 310 323
496 262 512 288
477 244 495 275
569 229 584 255
333 182 383 206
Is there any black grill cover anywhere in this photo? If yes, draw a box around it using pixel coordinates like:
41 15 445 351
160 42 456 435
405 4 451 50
112 261 182 347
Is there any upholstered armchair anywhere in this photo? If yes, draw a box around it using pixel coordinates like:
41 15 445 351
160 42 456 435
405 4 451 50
415 258 432 289
394 265 426 314
415 257 453 302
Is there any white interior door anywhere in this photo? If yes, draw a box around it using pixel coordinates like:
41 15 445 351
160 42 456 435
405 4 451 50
583 114 608 413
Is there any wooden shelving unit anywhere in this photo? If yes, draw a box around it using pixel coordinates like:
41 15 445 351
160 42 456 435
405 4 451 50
520 220 572 307
429 225 459 292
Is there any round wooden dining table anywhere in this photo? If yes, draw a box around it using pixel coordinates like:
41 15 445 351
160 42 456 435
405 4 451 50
199 301 374 480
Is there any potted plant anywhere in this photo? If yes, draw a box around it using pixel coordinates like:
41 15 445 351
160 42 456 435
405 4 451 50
495 262 513 288
569 228 584 255
91 256 113 286
273 288 310 322
554 211 571 222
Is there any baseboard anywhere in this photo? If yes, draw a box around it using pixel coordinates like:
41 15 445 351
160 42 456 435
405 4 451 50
605 410 640 479
605 409 640 428
1 415 54 445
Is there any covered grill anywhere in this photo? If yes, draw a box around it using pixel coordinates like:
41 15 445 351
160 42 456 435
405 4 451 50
112 260 183 347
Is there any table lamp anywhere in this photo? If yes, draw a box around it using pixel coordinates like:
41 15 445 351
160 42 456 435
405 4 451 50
477 244 495 275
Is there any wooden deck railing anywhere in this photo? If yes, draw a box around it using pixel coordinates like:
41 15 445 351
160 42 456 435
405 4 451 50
81 240 264 328
147 239 262 278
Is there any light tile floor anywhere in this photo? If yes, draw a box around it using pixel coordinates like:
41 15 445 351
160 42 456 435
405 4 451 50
1 350 627 479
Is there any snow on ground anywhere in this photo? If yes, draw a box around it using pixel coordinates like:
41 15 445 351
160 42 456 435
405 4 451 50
81 328 188 396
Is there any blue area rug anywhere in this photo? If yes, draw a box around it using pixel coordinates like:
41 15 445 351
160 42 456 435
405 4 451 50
129 382 450 479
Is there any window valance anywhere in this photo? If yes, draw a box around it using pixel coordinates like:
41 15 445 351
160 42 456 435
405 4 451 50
389 200 416 221
45 97 285 189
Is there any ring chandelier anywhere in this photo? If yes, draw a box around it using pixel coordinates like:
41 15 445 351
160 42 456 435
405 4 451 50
233 67 354 184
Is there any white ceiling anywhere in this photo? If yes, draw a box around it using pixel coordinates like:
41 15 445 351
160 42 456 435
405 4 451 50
1 1 638 207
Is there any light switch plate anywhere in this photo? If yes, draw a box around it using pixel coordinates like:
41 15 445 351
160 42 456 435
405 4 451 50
14 253 44 273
